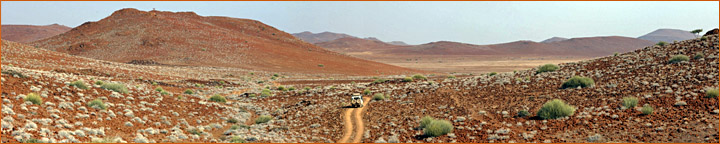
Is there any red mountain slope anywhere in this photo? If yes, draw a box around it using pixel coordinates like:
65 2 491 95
31 8 422 75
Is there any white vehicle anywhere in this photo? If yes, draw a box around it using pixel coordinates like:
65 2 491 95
350 93 363 108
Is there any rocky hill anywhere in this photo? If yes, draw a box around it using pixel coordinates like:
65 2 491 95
638 29 696 43
292 31 355 44
1 24 71 43
30 8 422 76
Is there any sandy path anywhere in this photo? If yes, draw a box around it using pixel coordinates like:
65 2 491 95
338 97 371 143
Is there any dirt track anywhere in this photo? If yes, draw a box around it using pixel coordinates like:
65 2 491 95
338 97 371 143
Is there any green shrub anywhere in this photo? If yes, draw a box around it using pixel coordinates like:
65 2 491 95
412 74 427 80
561 76 594 89
304 87 312 91
694 53 705 59
94 81 104 85
488 72 497 76
155 87 164 92
227 118 238 124
419 116 434 128
261 89 272 97
24 93 42 105
373 93 385 100
288 87 296 91
160 91 171 95
614 52 619 56
273 74 279 77
69 81 89 89
706 88 719 98
701 36 708 41
372 78 387 84
363 89 371 95
668 55 689 64
184 89 194 94
536 64 560 73
641 104 654 115
447 75 456 79
277 86 285 91
152 82 158 86
229 136 246 143
536 99 576 120
255 115 272 124
101 83 129 94
20 138 40 143
517 110 530 117
656 41 667 46
88 99 106 110
317 64 324 67
209 94 227 102
402 77 414 82
622 97 639 108
423 120 453 137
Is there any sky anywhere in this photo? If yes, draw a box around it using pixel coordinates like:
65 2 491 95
2 1 718 45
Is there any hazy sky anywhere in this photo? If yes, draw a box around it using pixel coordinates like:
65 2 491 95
2 1 718 45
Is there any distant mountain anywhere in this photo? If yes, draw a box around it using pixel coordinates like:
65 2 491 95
318 35 654 57
540 37 569 43
1 24 71 43
638 29 696 43
387 41 409 45
291 31 355 44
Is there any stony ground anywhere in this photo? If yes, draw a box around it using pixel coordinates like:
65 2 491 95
1 34 718 143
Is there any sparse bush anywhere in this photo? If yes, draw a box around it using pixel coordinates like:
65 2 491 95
229 136 246 143
706 88 719 98
412 74 427 80
160 91 171 95
447 75 456 79
641 104 654 115
152 82 158 86
24 93 42 105
155 87 164 92
488 72 497 76
536 64 559 73
1 69 26 78
288 87 296 91
701 36 708 41
668 55 689 64
101 83 129 94
372 78 387 84
561 76 594 89
277 86 286 91
419 116 434 128
20 138 40 143
614 52 619 56
656 41 667 46
70 81 89 89
184 89 194 94
261 89 272 97
273 74 279 77
255 115 272 124
363 89 371 95
694 53 705 59
402 77 414 82
88 99 106 110
187 128 202 135
423 120 453 137
622 97 639 108
94 81 104 85
209 94 227 102
304 87 311 91
373 93 385 100
317 64 324 67
517 110 530 117
227 118 238 124
536 99 576 120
